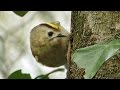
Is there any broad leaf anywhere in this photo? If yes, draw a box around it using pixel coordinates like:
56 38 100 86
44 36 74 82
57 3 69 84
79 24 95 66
8 69 31 79
72 39 120 79
13 11 28 17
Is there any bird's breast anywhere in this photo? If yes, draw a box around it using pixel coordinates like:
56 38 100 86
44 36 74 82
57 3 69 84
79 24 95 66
37 43 67 67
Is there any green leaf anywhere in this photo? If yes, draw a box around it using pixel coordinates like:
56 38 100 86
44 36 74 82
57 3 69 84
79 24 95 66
72 39 120 79
8 69 31 79
13 11 28 17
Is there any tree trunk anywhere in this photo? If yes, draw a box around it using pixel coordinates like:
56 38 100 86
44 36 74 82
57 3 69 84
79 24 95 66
67 11 120 79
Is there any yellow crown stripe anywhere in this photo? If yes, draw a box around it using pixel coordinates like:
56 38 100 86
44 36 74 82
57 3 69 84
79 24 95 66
46 23 59 30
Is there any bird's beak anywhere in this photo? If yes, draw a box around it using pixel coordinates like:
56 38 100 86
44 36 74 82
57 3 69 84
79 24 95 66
57 34 67 37
49 34 67 41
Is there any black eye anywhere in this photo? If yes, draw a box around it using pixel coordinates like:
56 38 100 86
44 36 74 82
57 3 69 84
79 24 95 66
48 31 53 37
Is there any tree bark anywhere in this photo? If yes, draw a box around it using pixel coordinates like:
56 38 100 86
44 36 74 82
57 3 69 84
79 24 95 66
67 11 120 79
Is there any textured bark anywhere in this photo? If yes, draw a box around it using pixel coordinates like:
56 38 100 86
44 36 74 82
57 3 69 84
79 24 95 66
67 11 120 79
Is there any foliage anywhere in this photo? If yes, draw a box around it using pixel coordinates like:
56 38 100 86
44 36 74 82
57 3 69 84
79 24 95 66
72 39 120 79
13 11 28 17
8 68 64 79
8 70 31 79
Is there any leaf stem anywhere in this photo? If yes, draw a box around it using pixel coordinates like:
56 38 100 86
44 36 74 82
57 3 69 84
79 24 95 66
34 68 64 79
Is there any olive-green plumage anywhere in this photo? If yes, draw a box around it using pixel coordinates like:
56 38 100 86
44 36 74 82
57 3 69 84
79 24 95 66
30 21 69 67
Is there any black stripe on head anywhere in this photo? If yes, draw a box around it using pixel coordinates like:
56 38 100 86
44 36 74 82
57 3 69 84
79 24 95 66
40 23 60 32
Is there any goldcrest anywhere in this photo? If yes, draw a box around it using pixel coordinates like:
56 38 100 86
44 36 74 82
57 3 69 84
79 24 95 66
30 21 69 67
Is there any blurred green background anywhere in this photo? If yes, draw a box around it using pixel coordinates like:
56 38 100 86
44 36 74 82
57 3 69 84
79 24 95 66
0 11 71 79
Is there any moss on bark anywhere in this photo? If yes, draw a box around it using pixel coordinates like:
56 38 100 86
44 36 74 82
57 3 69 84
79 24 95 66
67 11 120 79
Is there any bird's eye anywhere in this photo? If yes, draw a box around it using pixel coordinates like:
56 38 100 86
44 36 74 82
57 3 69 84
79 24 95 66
48 31 53 37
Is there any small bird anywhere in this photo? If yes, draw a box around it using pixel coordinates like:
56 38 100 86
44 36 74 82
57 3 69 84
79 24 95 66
30 21 69 67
